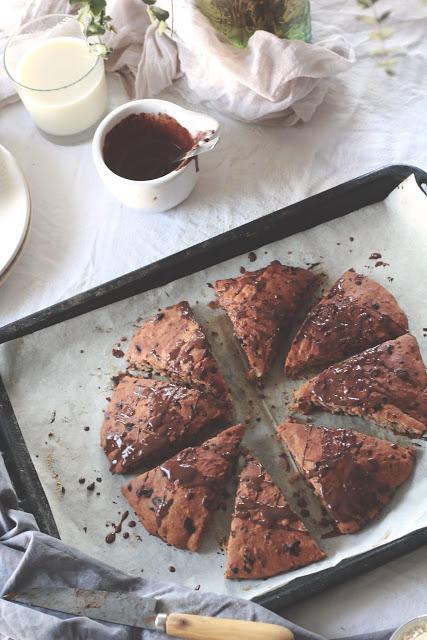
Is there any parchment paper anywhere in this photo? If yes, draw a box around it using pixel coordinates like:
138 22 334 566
1 174 426 602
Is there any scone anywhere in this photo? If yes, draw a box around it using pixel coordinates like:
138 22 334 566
277 421 415 534
213 261 318 385
285 269 408 377
101 376 230 473
122 424 245 551
225 452 325 579
292 334 427 438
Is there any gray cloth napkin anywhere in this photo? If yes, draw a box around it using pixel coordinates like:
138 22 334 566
0 453 393 640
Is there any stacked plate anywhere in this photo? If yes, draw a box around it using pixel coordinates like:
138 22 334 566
0 144 31 283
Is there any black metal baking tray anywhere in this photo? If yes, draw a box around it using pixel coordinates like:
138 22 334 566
1 164 426 611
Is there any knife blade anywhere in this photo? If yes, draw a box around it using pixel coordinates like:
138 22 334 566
4 588 159 630
4 587 294 640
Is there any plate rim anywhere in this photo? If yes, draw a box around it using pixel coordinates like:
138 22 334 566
0 143 31 278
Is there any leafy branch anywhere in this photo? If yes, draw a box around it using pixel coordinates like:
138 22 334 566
70 0 170 57
356 0 401 75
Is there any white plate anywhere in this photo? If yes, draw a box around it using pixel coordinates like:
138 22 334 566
0 144 31 279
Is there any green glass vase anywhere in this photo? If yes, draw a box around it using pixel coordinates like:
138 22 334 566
197 0 312 48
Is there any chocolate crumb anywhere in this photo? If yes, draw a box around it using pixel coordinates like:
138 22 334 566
248 251 257 262
83 526 87 533
349 236 354 242
375 261 389 267
83 426 90 432
123 532 130 539
239 266 246 274
369 252 382 260
194 584 201 591
87 482 95 492
78 477 85 484
61 486 66 495
80 349 84 354
128 520 137 528
169 566 176 573
96 477 102 483
49 411 56 424
112 348 125 358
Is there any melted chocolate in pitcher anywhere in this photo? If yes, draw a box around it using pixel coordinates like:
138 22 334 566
103 113 194 181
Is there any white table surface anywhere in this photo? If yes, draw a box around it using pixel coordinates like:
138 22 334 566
1 0 427 636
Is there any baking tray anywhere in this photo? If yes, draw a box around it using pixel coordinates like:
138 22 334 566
0 164 426 611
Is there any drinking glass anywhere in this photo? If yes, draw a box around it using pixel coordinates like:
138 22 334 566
4 14 108 144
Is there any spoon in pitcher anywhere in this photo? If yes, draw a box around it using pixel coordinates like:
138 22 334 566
175 135 219 170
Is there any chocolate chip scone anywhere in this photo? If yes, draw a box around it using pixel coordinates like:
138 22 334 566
277 421 415 534
285 269 408 377
213 261 318 385
122 424 245 551
127 301 229 400
292 334 427 438
225 453 325 579
101 376 230 474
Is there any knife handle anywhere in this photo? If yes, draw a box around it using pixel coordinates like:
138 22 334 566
160 612 294 640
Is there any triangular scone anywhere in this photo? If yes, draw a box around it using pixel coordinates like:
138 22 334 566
285 269 408 377
277 421 415 534
213 261 318 384
127 301 229 399
292 334 427 438
225 453 325 579
122 424 245 551
101 376 230 474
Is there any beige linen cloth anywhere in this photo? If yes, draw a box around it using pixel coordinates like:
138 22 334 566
0 0 354 123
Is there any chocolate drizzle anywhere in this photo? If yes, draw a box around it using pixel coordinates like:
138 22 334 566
159 437 237 489
105 510 129 544
233 455 301 532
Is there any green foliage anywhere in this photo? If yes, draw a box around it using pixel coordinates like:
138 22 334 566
197 0 311 48
70 0 170 58
356 0 401 75
142 0 170 29
71 0 114 56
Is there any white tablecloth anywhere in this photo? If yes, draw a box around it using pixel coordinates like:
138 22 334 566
1 0 426 636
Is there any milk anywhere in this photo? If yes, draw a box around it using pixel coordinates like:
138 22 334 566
16 37 107 137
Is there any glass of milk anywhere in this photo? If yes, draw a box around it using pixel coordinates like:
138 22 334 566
4 14 108 144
